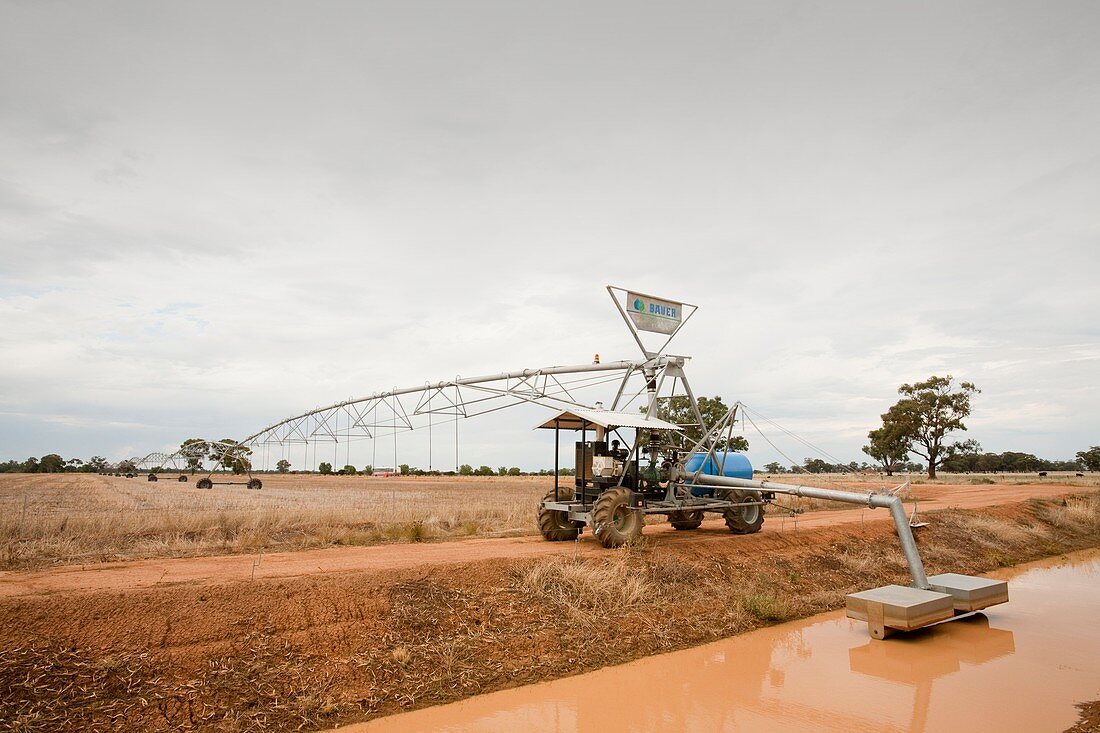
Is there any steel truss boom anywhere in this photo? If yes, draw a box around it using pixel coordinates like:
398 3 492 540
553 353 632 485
240 358 681 449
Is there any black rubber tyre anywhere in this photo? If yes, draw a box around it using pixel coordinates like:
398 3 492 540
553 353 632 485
125 473 134 479
722 489 764 534
197 478 214 489
669 510 704 530
592 487 643 548
177 475 187 482
538 487 579 541
247 478 262 490
147 473 158 482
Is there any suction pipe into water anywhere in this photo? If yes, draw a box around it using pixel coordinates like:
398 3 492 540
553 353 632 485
679 472 930 590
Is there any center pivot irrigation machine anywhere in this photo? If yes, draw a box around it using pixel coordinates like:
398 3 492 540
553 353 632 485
132 441 262 490
156 285 1006 639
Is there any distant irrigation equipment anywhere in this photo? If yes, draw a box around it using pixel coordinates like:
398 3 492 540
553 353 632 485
134 451 190 482
132 441 262 490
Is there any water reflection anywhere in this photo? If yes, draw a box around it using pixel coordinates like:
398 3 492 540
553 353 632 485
848 614 1015 733
850 614 1014 681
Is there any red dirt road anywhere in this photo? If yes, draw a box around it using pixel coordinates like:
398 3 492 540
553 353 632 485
0 481 1078 600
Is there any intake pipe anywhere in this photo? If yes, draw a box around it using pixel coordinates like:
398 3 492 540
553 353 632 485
678 472 930 590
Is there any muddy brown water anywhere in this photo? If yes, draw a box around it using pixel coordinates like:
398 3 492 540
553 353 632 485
341 549 1100 733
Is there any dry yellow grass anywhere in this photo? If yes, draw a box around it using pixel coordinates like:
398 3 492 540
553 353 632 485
0 473 547 569
516 553 654 620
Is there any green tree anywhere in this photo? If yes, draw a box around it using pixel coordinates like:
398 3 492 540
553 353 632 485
862 413 912 476
475 465 494 476
210 439 252 474
1077 446 1100 472
941 440 984 472
343 464 357 475
318 462 333 475
507 466 522 476
22 456 40 472
399 464 411 476
180 438 210 474
276 459 291 473
498 466 508 476
38 454 65 473
363 464 373 475
803 458 830 474
87 456 108 472
458 464 474 476
643 395 749 451
763 461 784 474
884 375 980 480
117 459 136 473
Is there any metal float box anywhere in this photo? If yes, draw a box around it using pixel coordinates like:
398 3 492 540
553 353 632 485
845 574 1009 640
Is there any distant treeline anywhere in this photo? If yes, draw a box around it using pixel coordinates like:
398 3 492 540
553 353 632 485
0 456 578 476
3 449 1095 476
762 451 1092 475
940 451 1087 473
763 459 928 475
311 462 574 477
0 455 109 473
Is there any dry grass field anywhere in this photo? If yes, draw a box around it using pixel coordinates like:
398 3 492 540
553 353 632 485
0 473 546 569
1 471 1095 570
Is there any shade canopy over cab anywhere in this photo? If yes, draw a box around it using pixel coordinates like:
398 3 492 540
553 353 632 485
534 408 683 432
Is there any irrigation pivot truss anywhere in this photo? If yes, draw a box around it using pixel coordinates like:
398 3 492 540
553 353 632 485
238 355 710 468
236 285 707 470
133 451 188 472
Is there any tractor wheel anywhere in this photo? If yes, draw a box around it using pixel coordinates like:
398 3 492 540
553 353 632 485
538 487 578 541
247 478 262 490
197 478 213 490
722 489 764 534
592 487 643 548
147 473 158 482
125 473 134 479
669 510 704 530
177 475 187 482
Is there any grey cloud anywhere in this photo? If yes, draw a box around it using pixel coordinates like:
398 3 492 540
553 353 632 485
1 0 1097 467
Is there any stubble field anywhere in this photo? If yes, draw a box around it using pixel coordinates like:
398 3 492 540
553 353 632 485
1 470 1095 570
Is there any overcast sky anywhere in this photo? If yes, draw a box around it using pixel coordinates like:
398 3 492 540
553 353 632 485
1 0 1097 470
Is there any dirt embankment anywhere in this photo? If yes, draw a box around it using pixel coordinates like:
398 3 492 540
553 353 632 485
1 493 1098 732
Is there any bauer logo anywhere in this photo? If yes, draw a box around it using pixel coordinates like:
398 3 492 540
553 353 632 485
626 292 682 335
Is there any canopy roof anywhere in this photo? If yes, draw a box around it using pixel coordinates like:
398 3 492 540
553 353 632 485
534 408 683 432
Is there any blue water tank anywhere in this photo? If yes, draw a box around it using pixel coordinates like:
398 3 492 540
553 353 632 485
683 451 753 496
